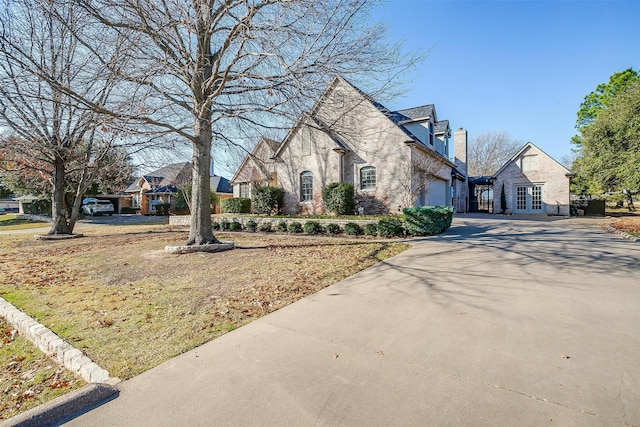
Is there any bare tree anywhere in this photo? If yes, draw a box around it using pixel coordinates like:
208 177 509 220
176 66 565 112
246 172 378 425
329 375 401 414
467 131 522 177
74 0 419 245
0 0 138 234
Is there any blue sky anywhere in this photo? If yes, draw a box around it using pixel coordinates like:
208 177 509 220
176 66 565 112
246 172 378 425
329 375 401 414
377 0 640 163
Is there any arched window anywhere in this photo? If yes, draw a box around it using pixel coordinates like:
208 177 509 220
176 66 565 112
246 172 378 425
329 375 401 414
300 171 313 201
360 166 376 190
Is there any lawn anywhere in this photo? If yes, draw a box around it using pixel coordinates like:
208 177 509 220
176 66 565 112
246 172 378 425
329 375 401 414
0 223 409 419
1 318 84 420
0 214 48 230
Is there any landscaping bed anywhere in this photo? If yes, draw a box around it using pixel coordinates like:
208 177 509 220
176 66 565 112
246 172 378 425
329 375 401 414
610 215 640 237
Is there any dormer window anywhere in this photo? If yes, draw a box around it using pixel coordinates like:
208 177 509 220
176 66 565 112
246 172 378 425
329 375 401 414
429 122 434 146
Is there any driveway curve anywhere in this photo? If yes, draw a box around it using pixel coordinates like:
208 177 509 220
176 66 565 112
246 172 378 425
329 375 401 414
64 215 640 426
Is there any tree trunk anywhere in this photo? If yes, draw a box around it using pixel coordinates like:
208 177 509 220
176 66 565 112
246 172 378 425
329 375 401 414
187 119 218 245
49 156 72 235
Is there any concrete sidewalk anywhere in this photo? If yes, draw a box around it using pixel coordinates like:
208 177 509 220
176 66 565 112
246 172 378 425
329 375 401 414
63 216 640 426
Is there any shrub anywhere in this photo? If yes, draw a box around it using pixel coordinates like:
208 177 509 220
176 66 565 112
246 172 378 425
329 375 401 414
229 221 242 231
303 221 323 234
363 223 378 236
276 221 288 232
377 217 405 238
252 186 284 215
246 220 258 232
121 207 140 214
221 197 251 213
220 220 231 231
155 203 171 216
325 223 342 235
259 222 273 232
322 182 355 215
343 222 362 236
212 220 220 230
287 221 302 233
402 206 454 235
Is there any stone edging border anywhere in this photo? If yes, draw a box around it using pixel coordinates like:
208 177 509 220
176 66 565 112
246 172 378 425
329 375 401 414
604 223 639 242
0 297 120 385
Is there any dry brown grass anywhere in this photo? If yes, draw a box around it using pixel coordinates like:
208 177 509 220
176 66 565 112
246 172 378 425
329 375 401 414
0 225 409 384
610 215 640 236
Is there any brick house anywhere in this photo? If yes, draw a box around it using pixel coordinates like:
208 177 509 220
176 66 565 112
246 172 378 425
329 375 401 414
490 142 572 215
126 162 232 214
232 76 468 215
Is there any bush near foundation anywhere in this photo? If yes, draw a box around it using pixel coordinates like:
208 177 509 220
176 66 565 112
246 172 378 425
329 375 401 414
221 197 251 213
344 223 362 236
403 206 454 235
377 217 405 238
325 223 342 235
322 183 355 215
303 221 323 234
259 222 273 232
363 223 378 236
252 186 284 215
246 220 258 232
287 221 303 233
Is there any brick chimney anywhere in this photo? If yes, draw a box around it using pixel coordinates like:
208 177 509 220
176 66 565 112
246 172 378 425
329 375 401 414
454 128 468 178
453 128 469 212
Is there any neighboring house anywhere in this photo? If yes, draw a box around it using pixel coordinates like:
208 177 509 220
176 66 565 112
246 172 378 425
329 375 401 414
232 76 468 215
126 162 232 215
490 142 572 215
231 138 280 199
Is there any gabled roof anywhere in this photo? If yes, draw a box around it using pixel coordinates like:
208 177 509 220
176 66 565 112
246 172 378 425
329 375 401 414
395 104 436 122
126 162 190 192
434 120 449 135
272 111 348 158
491 142 571 178
211 175 232 194
231 137 281 183
271 75 454 168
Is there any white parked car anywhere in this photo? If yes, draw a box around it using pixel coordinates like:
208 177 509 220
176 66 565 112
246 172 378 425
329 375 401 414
82 198 114 216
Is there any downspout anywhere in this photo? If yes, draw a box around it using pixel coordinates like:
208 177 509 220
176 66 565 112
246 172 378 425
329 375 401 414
333 148 346 182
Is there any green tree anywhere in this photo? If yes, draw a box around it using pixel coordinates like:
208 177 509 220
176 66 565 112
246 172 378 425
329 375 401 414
573 81 640 210
574 68 640 137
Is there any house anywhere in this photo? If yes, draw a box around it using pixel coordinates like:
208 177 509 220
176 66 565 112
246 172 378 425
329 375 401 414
490 142 572 215
126 162 232 215
232 76 468 215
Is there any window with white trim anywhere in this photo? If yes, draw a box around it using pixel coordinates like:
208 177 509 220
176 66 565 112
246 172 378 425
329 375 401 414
239 183 250 198
300 171 313 202
360 166 376 190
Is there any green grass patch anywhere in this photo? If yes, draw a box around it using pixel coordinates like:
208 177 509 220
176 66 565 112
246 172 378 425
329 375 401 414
0 214 48 230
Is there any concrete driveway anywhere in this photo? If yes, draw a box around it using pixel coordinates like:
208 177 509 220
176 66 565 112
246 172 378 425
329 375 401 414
64 215 640 426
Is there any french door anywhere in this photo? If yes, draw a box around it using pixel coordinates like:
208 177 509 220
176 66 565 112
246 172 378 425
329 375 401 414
515 185 543 213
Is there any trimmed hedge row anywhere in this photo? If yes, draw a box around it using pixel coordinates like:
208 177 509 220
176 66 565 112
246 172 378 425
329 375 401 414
210 206 453 237
402 206 454 235
221 197 251 213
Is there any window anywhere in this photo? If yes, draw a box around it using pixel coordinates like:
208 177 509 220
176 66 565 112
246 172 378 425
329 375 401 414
300 171 313 202
516 186 527 210
239 183 250 198
132 193 140 208
360 166 376 190
301 126 311 156
531 186 542 210
521 155 538 172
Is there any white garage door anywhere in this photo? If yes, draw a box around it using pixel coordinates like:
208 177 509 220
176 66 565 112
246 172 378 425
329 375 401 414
427 179 448 206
